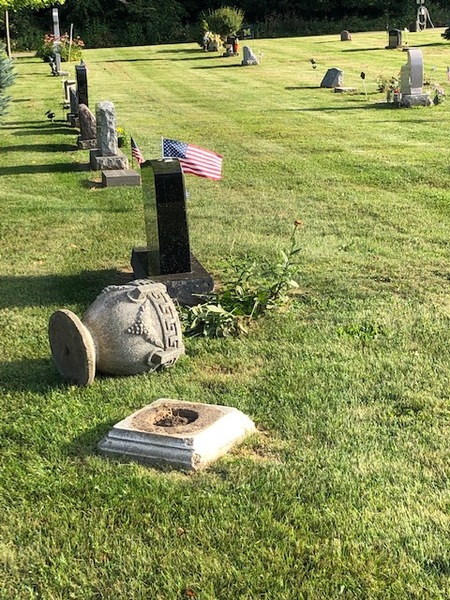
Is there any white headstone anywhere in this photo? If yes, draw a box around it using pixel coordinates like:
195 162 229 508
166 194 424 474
400 48 423 95
241 46 259 66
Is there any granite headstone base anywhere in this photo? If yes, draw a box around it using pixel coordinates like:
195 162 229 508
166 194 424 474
102 169 141 187
90 149 129 171
77 137 97 150
131 249 214 306
400 94 431 107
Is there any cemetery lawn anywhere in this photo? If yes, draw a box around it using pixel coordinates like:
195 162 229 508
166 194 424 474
1 29 450 599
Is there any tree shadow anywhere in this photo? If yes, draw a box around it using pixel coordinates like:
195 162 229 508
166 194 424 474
0 162 88 176
0 269 134 310
3 143 77 153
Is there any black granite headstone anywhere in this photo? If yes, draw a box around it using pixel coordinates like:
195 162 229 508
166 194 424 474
131 158 213 305
75 64 88 107
387 29 402 49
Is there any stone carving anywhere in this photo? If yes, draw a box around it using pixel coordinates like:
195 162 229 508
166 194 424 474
77 103 97 149
241 46 258 66
320 68 343 88
48 280 185 386
399 48 431 107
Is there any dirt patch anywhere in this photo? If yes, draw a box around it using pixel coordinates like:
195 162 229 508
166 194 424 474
131 401 222 434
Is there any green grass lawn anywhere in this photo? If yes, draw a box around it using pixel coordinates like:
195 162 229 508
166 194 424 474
1 29 450 599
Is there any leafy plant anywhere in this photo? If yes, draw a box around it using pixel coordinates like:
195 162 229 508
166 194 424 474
181 222 302 337
432 84 445 105
203 6 244 41
35 32 84 62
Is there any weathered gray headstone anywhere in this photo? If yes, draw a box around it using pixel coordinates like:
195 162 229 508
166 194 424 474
241 46 259 66
320 68 343 88
400 48 431 107
340 30 352 41
96 101 117 156
90 101 128 170
77 104 97 150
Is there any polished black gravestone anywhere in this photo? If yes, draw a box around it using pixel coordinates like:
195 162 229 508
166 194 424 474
75 63 89 107
131 159 213 305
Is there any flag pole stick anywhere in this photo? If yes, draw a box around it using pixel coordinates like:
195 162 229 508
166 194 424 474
161 136 164 159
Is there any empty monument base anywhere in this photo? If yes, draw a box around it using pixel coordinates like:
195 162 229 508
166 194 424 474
131 248 214 306
90 149 129 171
334 87 357 93
102 169 141 187
400 94 431 107
97 398 256 471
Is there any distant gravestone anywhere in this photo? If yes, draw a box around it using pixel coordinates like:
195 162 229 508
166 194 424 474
90 101 128 170
241 46 258 66
75 63 89 107
68 87 79 127
131 159 213 305
340 30 352 41
77 104 97 150
320 68 343 88
386 28 402 49
399 48 431 106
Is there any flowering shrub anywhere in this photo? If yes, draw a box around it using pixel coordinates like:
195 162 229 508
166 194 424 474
36 33 84 63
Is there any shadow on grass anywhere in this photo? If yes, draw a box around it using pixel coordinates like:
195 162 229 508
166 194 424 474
3 143 77 153
286 85 320 90
12 98 32 103
0 269 134 309
64 422 116 458
104 55 219 63
340 46 386 52
0 162 88 175
0 358 62 393
157 47 201 54
192 63 242 69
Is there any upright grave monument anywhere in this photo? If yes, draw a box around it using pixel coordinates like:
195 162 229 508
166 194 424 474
52 8 61 75
90 101 128 170
77 104 97 149
241 46 259 66
386 28 403 49
400 48 431 106
131 159 213 305
75 62 89 107
320 68 343 88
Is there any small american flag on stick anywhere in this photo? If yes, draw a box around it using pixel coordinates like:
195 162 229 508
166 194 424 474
131 137 144 166
162 138 223 181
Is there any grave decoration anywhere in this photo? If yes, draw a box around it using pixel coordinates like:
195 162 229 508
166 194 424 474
399 48 431 106
90 101 129 171
241 46 258 66
223 35 239 56
98 398 256 471
48 280 184 386
131 159 214 305
320 68 343 88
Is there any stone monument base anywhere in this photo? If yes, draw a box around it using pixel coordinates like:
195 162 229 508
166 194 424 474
77 137 97 150
334 87 357 93
67 113 79 128
102 169 141 187
400 94 431 107
90 148 129 171
131 248 214 306
97 398 256 471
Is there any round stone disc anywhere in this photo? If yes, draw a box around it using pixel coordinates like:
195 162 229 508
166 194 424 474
48 309 96 386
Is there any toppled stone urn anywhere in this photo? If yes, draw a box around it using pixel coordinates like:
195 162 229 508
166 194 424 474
48 280 184 386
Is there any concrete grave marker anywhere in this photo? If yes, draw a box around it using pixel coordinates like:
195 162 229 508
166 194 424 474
131 159 213 305
77 104 97 149
90 101 128 170
340 30 352 41
320 68 343 88
400 48 431 106
241 46 259 66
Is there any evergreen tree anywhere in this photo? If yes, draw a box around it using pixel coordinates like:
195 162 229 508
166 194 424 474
0 42 15 120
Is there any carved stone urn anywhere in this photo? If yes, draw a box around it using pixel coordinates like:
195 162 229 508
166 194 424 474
48 280 185 386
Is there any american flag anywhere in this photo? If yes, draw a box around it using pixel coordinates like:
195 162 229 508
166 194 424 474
162 138 223 181
131 137 144 166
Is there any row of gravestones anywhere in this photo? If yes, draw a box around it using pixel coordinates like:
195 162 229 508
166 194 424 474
65 63 139 187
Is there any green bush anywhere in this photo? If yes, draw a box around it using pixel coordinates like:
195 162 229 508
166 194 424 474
204 6 244 40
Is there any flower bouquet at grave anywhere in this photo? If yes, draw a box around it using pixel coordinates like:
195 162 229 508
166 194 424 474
35 33 84 63
432 84 445 105
116 126 128 148
377 73 400 102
